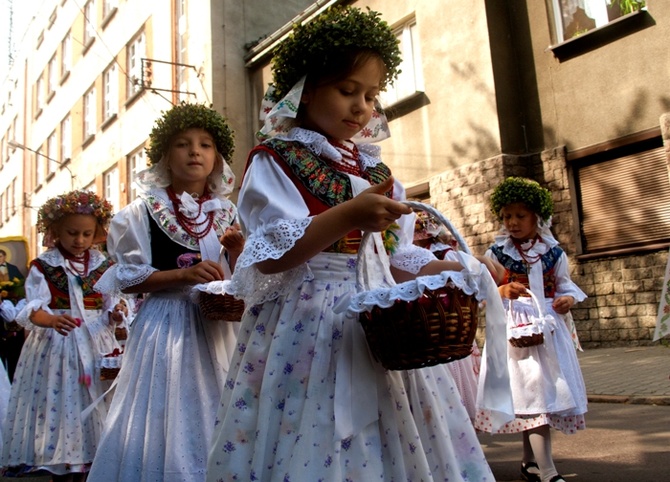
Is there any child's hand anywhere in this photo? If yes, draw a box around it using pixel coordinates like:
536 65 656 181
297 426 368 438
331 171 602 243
348 177 412 232
221 224 244 257
476 256 504 285
110 302 128 324
499 281 527 300
181 260 225 284
552 295 574 314
51 314 80 336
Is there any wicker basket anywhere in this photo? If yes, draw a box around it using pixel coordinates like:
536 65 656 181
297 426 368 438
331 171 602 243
357 201 480 370
199 292 245 322
99 349 123 380
507 291 546 348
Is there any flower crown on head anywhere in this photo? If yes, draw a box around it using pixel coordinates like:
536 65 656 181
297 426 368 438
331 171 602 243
269 5 402 101
37 190 114 234
146 102 235 165
490 177 554 222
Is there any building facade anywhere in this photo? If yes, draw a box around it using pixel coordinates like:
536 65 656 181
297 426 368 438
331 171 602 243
1 0 667 346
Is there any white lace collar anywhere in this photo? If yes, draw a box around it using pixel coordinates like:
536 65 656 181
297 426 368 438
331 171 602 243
39 248 108 273
277 127 382 171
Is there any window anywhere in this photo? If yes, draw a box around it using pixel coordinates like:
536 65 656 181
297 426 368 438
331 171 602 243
61 31 72 78
48 54 58 97
10 178 16 214
84 87 96 139
61 114 72 160
127 31 146 99
103 64 118 121
36 147 45 187
571 133 670 255
104 166 120 212
103 0 118 19
546 0 646 44
35 75 45 116
127 146 147 202
84 1 96 46
47 131 58 176
176 0 189 102
379 17 424 107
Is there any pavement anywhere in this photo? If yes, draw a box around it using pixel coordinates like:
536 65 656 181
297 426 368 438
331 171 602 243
577 343 670 405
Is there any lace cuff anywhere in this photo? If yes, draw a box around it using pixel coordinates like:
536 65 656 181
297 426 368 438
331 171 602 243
391 245 436 274
236 217 312 269
16 299 51 328
94 264 157 295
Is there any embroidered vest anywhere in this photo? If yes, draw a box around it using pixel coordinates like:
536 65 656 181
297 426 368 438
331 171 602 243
489 244 563 298
147 208 202 270
30 256 113 311
249 139 393 253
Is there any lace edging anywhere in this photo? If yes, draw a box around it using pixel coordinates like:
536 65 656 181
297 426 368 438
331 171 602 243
391 245 435 275
346 270 483 313
94 264 157 296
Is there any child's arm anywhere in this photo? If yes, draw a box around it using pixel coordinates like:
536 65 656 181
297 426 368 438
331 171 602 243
30 309 80 336
257 176 412 274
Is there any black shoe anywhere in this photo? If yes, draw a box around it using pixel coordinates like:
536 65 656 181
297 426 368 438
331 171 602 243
520 462 541 482
549 476 566 482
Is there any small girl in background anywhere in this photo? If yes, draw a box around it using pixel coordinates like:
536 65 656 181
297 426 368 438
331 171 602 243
206 6 507 481
1 190 119 481
476 177 588 482
412 208 483 421
88 103 241 482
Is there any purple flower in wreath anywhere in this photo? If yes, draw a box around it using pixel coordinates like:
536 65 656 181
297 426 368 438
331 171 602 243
176 252 200 269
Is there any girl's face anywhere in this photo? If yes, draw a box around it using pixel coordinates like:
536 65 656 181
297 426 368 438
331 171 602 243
500 202 538 242
54 214 98 256
167 128 217 186
300 57 383 142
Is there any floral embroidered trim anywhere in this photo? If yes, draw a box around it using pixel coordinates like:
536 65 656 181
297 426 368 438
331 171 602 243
260 139 392 208
143 192 235 249
491 245 562 297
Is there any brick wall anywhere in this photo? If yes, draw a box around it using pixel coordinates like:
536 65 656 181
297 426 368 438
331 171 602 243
428 144 667 348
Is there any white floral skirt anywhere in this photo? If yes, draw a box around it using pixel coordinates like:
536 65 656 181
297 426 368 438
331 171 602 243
206 253 494 481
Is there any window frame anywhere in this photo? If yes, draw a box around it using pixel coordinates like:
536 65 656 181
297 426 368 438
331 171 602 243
126 30 146 101
83 87 97 141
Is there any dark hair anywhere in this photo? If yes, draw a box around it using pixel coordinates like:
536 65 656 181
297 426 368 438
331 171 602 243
0 249 6 256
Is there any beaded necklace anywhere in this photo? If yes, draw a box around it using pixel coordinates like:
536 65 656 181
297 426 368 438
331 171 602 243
328 140 364 177
166 186 215 240
58 245 90 277
512 235 542 272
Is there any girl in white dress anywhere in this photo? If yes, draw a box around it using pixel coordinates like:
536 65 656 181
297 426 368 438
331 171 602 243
1 190 119 481
206 6 510 481
88 103 242 482
475 177 588 482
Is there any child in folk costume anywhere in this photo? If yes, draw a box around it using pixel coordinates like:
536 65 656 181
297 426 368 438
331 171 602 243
476 177 588 482
206 7 510 481
412 209 484 422
1 190 120 481
88 103 242 482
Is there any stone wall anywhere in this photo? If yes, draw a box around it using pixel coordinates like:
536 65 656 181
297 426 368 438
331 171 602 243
428 145 667 348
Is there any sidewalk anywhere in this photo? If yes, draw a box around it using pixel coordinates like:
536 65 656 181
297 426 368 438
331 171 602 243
578 344 670 405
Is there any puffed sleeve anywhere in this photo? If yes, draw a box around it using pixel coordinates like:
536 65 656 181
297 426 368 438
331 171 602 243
94 198 158 294
553 251 587 303
226 151 313 306
15 266 55 327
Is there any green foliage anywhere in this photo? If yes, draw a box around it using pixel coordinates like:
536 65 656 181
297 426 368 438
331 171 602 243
269 5 402 101
490 177 554 222
615 0 646 15
147 102 235 165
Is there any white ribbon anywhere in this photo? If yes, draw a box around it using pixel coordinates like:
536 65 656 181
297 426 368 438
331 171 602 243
332 174 382 441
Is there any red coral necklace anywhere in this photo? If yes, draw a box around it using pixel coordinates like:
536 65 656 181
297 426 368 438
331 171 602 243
58 246 90 277
512 236 542 268
166 186 215 240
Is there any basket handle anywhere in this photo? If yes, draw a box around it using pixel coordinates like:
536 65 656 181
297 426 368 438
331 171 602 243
511 289 546 317
401 200 472 256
